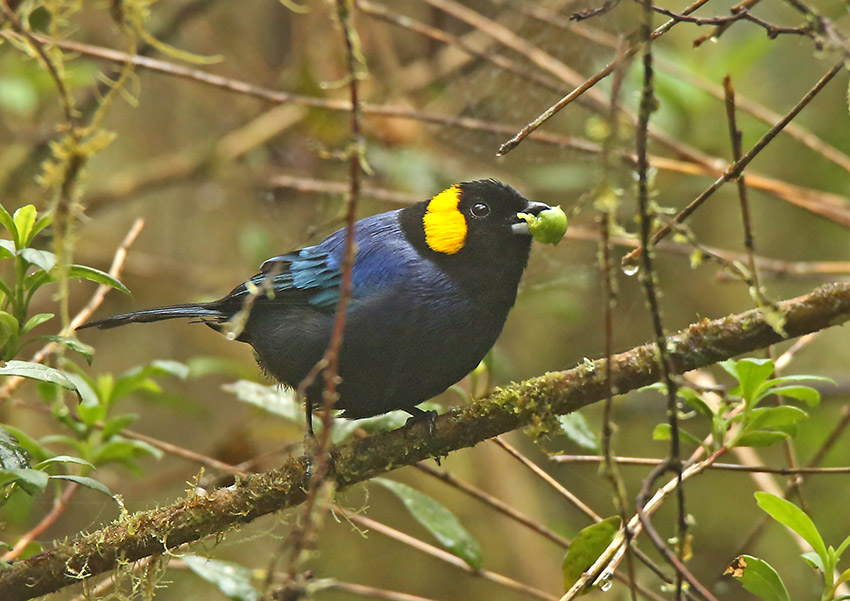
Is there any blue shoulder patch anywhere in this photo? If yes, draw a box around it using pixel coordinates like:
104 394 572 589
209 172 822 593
242 210 411 311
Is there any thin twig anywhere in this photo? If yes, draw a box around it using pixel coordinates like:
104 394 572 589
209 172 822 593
493 437 602 522
551 455 850 474
622 59 845 266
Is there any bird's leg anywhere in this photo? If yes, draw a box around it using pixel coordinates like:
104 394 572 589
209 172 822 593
404 406 438 437
305 396 315 437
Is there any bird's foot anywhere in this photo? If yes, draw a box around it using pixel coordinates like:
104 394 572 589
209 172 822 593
404 407 438 436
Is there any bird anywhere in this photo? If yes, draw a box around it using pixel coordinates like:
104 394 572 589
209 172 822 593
81 179 553 430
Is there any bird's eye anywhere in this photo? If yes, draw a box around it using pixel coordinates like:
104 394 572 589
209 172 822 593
470 202 490 218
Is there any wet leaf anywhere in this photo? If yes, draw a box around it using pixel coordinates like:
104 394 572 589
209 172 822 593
182 555 259 601
375 478 482 570
562 516 621 593
724 555 790 601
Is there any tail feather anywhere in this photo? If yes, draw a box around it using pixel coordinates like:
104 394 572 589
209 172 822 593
79 303 229 330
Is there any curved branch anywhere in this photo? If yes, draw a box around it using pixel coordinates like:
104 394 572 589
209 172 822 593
2 281 849 600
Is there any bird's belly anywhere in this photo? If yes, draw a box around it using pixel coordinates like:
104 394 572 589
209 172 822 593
245 288 512 418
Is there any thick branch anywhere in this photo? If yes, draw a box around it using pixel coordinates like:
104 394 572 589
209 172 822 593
2 282 849 600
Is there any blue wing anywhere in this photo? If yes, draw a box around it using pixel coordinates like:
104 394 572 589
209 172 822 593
229 210 411 311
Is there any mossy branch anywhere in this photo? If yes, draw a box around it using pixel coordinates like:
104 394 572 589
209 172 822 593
2 282 850 600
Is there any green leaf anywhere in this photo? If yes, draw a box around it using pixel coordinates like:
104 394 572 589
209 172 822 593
558 412 599 452
652 423 706 448
724 555 790 601
723 358 775 405
101 414 138 439
50 475 113 497
40 335 94 364
67 265 130 294
745 406 808 432
28 213 53 244
0 361 77 390
1 425 51 463
0 239 14 259
0 311 20 336
679 387 714 416
182 555 259 601
224 380 302 423
836 531 850 558
768 386 821 408
735 431 789 447
22 313 53 334
91 437 163 467
375 478 482 570
20 248 57 273
0 425 31 469
563 516 621 592
12 206 37 249
755 492 827 561
801 551 825 572
0 468 48 494
33 455 95 470
0 205 16 245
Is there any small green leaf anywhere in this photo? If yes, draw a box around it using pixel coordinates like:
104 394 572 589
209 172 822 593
801 551 825 572
1 425 51 463
724 358 775 405
50 475 113 497
735 431 789 447
679 388 714 416
40 335 94 364
0 426 31 470
768 386 821 408
559 412 599 452
12 205 37 249
27 213 53 245
755 492 827 561
375 478 482 570
0 468 48 494
563 516 621 593
67 265 130 294
22 313 53 334
0 311 20 336
652 423 706 448
0 361 77 390
34 455 95 470
724 555 790 601
0 239 14 259
836 532 850 558
745 406 808 432
101 414 138 439
224 380 302 423
182 555 259 601
0 205 16 245
20 248 57 273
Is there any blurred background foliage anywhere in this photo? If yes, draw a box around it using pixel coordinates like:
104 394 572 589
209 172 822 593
1 0 850 600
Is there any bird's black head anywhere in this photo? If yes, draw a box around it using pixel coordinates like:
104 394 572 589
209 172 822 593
400 179 550 291
401 179 549 257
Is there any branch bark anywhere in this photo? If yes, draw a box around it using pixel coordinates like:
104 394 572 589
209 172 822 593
2 281 849 600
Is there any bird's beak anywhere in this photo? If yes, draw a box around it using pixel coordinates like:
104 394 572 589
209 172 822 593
511 201 551 235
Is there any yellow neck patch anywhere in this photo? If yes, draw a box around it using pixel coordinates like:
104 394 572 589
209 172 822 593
423 185 466 254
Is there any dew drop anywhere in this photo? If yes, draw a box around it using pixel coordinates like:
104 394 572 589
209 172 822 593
598 570 614 592
621 256 640 276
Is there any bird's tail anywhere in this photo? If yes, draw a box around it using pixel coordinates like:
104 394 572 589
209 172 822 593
79 303 230 330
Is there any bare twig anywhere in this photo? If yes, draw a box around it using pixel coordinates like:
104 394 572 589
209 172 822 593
622 59 845 266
